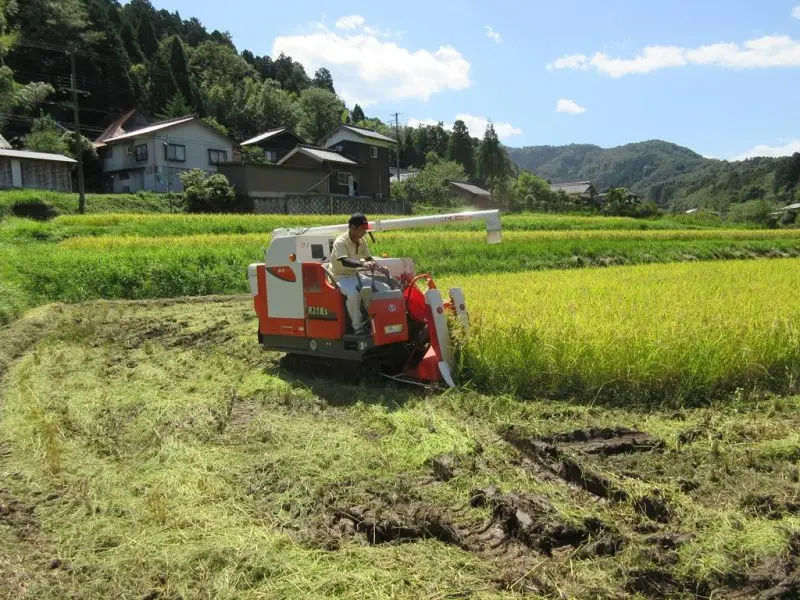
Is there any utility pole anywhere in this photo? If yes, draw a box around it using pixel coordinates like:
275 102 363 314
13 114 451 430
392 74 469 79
68 52 87 214
391 112 401 185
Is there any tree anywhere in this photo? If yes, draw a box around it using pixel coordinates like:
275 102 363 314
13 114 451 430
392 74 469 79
512 172 554 211
120 19 144 63
0 0 53 131
156 92 192 120
312 67 335 93
351 104 365 123
447 119 476 178
189 40 254 89
22 113 72 157
242 146 268 164
83 0 135 110
201 116 227 136
163 36 192 106
477 122 510 189
250 79 301 134
297 87 345 144
273 52 310 93
145 51 177 113
392 158 466 207
602 187 628 215
137 12 159 59
180 169 236 212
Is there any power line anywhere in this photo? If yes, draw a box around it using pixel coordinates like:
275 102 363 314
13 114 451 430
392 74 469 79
14 39 130 67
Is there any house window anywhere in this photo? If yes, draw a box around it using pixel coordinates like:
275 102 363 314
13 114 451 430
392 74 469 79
134 144 148 162
165 143 186 162
338 171 351 186
208 149 228 165
119 171 130 180
265 150 277 163
98 146 112 160
370 146 378 159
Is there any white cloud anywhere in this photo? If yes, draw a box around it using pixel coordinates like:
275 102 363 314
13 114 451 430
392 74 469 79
273 19 471 103
547 34 800 77
731 139 800 161
792 5 800 19
336 15 365 30
458 114 522 139
485 26 502 44
556 99 586 114
407 117 447 128
407 114 522 140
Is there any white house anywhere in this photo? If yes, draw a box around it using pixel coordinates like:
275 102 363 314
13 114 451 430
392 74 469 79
95 115 238 193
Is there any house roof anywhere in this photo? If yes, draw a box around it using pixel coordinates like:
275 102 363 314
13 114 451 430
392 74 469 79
94 108 137 144
0 134 11 150
550 181 594 195
341 124 397 143
241 128 302 146
98 115 209 145
278 145 358 166
320 124 397 146
449 181 492 197
0 148 77 164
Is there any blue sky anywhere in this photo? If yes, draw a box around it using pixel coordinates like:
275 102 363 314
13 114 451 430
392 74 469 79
139 0 800 159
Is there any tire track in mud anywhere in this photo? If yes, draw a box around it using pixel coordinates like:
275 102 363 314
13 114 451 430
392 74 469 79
502 425 673 523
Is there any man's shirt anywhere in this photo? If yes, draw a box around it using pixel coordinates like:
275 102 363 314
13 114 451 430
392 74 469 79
329 232 370 277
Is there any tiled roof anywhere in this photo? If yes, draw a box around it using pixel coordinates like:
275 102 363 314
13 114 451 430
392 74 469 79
449 181 492 197
0 149 77 163
242 128 290 146
342 125 397 143
550 181 593 195
100 116 197 144
278 145 358 166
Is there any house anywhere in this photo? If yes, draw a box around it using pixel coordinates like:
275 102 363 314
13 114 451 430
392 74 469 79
220 124 396 201
94 114 238 193
278 145 362 195
549 181 597 199
318 124 396 198
0 134 76 192
241 128 305 163
447 181 495 208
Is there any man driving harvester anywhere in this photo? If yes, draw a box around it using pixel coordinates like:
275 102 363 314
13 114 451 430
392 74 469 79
328 213 391 335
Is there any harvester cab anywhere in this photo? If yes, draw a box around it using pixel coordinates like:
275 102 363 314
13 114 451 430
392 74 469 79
247 209 502 388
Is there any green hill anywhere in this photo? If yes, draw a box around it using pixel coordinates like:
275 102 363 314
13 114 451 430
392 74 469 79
507 140 800 212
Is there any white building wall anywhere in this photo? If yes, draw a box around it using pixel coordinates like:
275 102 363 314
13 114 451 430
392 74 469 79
103 120 235 193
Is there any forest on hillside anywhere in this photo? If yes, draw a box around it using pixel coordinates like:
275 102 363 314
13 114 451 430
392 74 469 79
507 141 800 212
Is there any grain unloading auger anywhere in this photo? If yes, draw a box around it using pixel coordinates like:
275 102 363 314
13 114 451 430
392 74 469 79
247 209 502 388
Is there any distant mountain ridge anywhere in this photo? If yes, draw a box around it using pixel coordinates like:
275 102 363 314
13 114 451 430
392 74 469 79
506 140 711 194
506 140 797 210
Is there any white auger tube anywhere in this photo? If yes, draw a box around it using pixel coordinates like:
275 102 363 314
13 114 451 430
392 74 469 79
274 209 503 245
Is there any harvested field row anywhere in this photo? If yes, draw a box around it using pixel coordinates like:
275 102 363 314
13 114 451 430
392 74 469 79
1 298 799 599
0 211 739 242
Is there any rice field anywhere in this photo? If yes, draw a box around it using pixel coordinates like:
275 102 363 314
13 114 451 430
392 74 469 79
449 259 800 403
2 210 800 404
0 210 739 243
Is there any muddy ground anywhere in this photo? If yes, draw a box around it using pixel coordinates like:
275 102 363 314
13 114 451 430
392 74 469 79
1 297 799 599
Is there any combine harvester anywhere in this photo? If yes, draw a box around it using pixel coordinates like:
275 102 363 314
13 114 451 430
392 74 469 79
248 210 502 388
